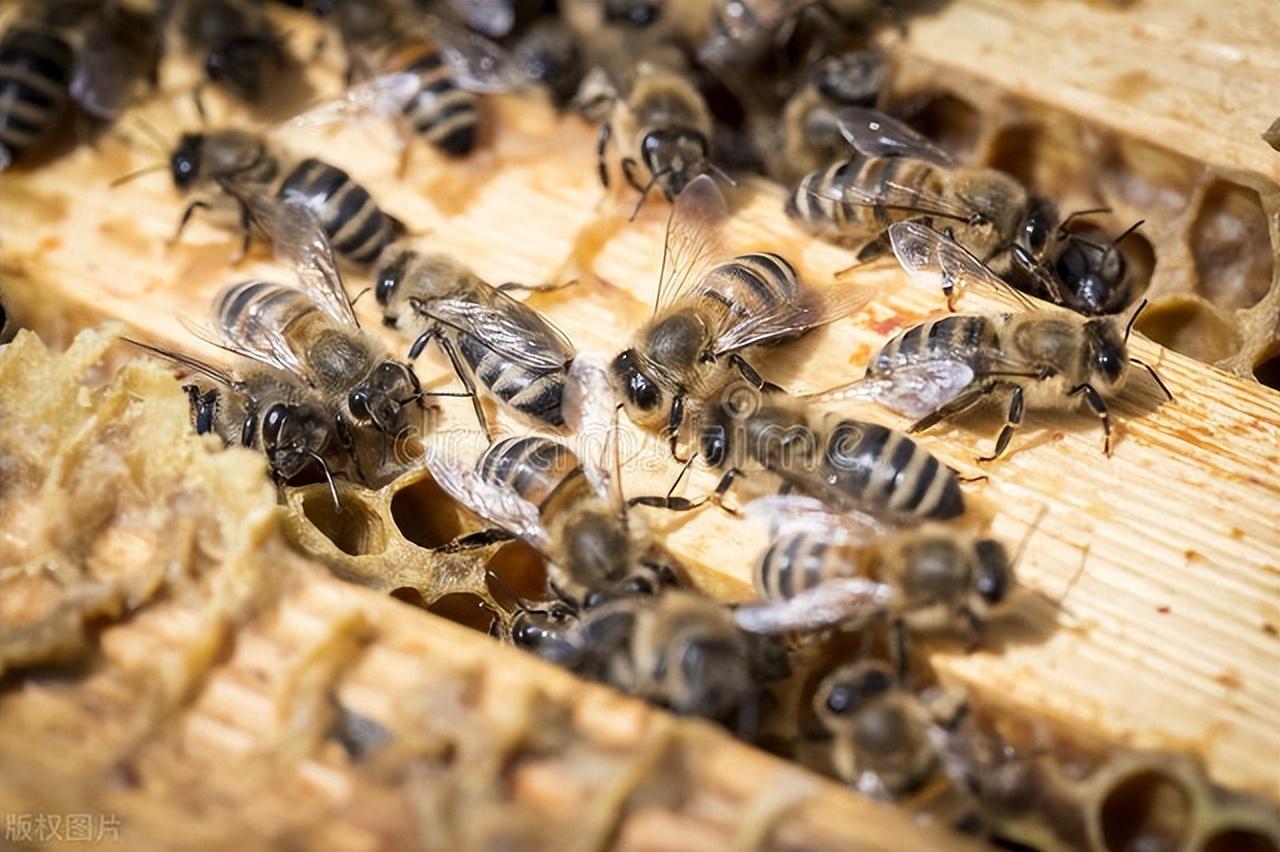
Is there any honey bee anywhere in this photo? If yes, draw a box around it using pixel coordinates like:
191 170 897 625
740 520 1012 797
0 0 159 170
733 496 1013 639
768 51 886 183
698 389 966 521
374 249 576 433
609 176 871 455
170 0 291 111
429 356 694 607
1008 213 1146 317
814 659 979 824
126 340 341 506
204 199 428 451
696 0 811 71
114 128 404 267
585 57 721 216
303 0 527 157
512 17 583 108
816 221 1173 459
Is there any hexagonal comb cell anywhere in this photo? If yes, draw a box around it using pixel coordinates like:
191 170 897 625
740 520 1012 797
1190 179 1275 311
1201 827 1279 852
1097 768 1193 852
901 92 983 162
1136 298 1241 363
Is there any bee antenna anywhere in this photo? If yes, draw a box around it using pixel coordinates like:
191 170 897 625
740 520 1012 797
485 568 532 612
309 451 342 514
630 169 669 222
1011 505 1049 574
1056 206 1112 237
1123 298 1149 342
706 161 737 187
130 117 171 157
110 163 168 188
349 286 372 306
1106 219 1145 264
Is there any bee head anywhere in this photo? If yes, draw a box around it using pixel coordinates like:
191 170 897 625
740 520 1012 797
816 662 894 726
205 36 270 102
350 361 418 432
261 401 329 480
1084 317 1129 390
973 538 1012 607
640 129 709 198
511 607 579 666
170 133 204 190
676 634 749 719
1053 237 1126 315
610 348 664 424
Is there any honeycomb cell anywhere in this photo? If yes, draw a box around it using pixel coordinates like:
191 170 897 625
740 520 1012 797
486 541 551 603
390 472 467 549
1253 344 1280 391
1201 827 1279 852
428 592 499 633
300 488 389 557
901 92 982 161
1102 137 1196 212
1098 769 1193 852
986 117 1087 199
1117 229 1157 308
1190 179 1275 310
1135 298 1240 363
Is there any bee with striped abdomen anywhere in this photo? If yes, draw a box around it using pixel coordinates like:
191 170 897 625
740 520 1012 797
114 127 404 267
126 340 341 505
733 496 1012 640
609 176 871 456
698 388 966 521
430 356 695 608
204 199 428 453
374 250 576 433
303 0 527 158
0 0 159 170
816 221 1173 459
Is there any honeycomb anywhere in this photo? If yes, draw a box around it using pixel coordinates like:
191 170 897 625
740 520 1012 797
884 57 1280 387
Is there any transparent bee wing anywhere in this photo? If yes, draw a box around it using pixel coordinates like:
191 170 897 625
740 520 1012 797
889 220 1034 311
804 168 977 226
253 196 361 329
125 338 236 388
744 495 885 544
733 577 899 634
562 351 624 510
425 451 553 553
425 13 529 92
710 278 876 356
834 106 954 167
199 286 311 380
654 175 731 313
807 361 976 420
288 72 424 129
422 294 575 372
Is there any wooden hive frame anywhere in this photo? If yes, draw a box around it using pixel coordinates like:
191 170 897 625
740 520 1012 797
1 0 1277 847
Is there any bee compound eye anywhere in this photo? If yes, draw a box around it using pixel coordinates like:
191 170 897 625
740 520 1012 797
347 388 371 422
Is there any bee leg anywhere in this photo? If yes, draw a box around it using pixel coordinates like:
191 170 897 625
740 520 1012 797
855 236 889 264
729 354 783 394
432 332 494 439
436 528 517 553
621 158 646 194
978 385 1024 463
626 494 704 512
1069 383 1112 457
497 280 577 295
172 200 216 245
908 386 989 434
1131 357 1174 401
712 468 745 516
192 82 209 125
335 415 367 482
889 617 912 685
596 123 612 188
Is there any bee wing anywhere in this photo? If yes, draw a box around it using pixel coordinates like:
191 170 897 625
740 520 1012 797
743 495 885 544
125 338 236 388
804 167 977 226
195 290 311 380
289 72 424 128
806 360 977 419
253 196 361 329
562 351 624 509
425 13 529 92
734 578 899 634
425 452 553 553
710 279 876 356
654 175 731 313
833 107 955 167
445 0 517 38
889 220 1034 310
422 294 575 372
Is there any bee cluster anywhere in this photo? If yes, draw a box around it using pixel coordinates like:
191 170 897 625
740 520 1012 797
1 0 1277 849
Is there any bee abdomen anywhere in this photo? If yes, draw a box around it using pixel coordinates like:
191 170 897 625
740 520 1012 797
400 47 478 156
478 435 584 512
699 252 800 322
277 158 398 266
0 26 74 168
824 420 964 520
756 533 831 600
459 334 568 428
871 315 996 377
